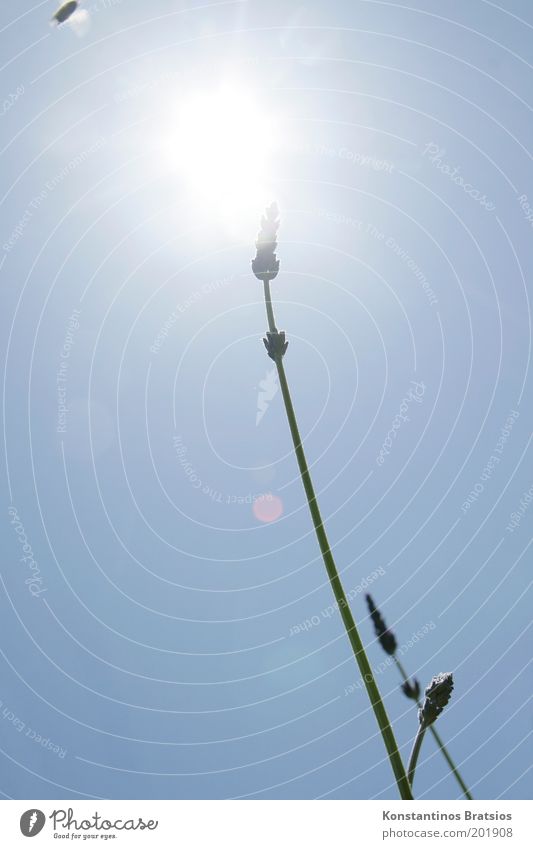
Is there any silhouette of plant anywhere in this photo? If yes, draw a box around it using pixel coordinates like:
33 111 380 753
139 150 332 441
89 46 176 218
250 204 413 800
365 595 472 798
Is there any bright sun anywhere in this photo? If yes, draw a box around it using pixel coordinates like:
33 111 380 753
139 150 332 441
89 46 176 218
160 84 277 231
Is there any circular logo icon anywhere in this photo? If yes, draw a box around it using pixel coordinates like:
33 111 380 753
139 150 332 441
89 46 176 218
20 810 46 837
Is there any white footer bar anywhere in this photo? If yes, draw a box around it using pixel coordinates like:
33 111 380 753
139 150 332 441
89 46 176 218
0 800 529 848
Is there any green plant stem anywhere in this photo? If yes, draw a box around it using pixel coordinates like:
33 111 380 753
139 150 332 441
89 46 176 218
408 723 427 786
262 280 413 801
263 278 277 333
393 657 472 799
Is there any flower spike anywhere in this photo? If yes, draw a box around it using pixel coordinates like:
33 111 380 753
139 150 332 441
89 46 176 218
252 202 280 282
419 672 454 727
366 594 398 656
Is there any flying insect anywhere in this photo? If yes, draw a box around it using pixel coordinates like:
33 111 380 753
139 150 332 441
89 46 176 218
51 1 79 25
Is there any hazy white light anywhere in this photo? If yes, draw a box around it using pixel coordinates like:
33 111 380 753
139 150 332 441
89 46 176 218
67 10 91 38
161 85 276 230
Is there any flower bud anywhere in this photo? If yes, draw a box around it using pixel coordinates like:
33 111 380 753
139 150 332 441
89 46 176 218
263 330 288 361
366 594 397 656
252 203 280 282
418 672 454 727
401 678 421 701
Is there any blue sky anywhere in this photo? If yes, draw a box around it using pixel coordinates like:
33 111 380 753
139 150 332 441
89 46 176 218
0 0 531 800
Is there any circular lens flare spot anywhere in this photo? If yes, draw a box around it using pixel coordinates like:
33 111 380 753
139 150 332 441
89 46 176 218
253 493 283 523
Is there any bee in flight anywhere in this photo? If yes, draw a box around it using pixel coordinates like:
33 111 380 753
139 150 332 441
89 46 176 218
51 1 79 25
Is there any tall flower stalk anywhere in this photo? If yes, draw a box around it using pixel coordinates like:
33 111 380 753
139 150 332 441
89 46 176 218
366 595 472 798
251 204 413 801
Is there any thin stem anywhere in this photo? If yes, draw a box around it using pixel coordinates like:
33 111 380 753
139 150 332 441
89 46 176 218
429 725 472 799
263 280 277 333
408 723 427 786
393 657 472 799
262 289 412 801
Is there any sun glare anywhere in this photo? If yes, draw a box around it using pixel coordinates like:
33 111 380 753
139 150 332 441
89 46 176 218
161 84 277 231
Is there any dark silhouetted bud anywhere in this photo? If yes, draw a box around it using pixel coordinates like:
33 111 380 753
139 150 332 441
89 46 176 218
252 203 280 282
52 1 79 24
401 678 421 701
418 672 454 727
366 594 397 656
263 330 288 361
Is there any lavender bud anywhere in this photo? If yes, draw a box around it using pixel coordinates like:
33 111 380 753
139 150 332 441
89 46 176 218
366 594 397 656
252 203 280 282
401 678 421 701
418 672 454 727
263 330 289 361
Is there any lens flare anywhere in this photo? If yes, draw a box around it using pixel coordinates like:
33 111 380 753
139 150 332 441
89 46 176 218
253 493 283 523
